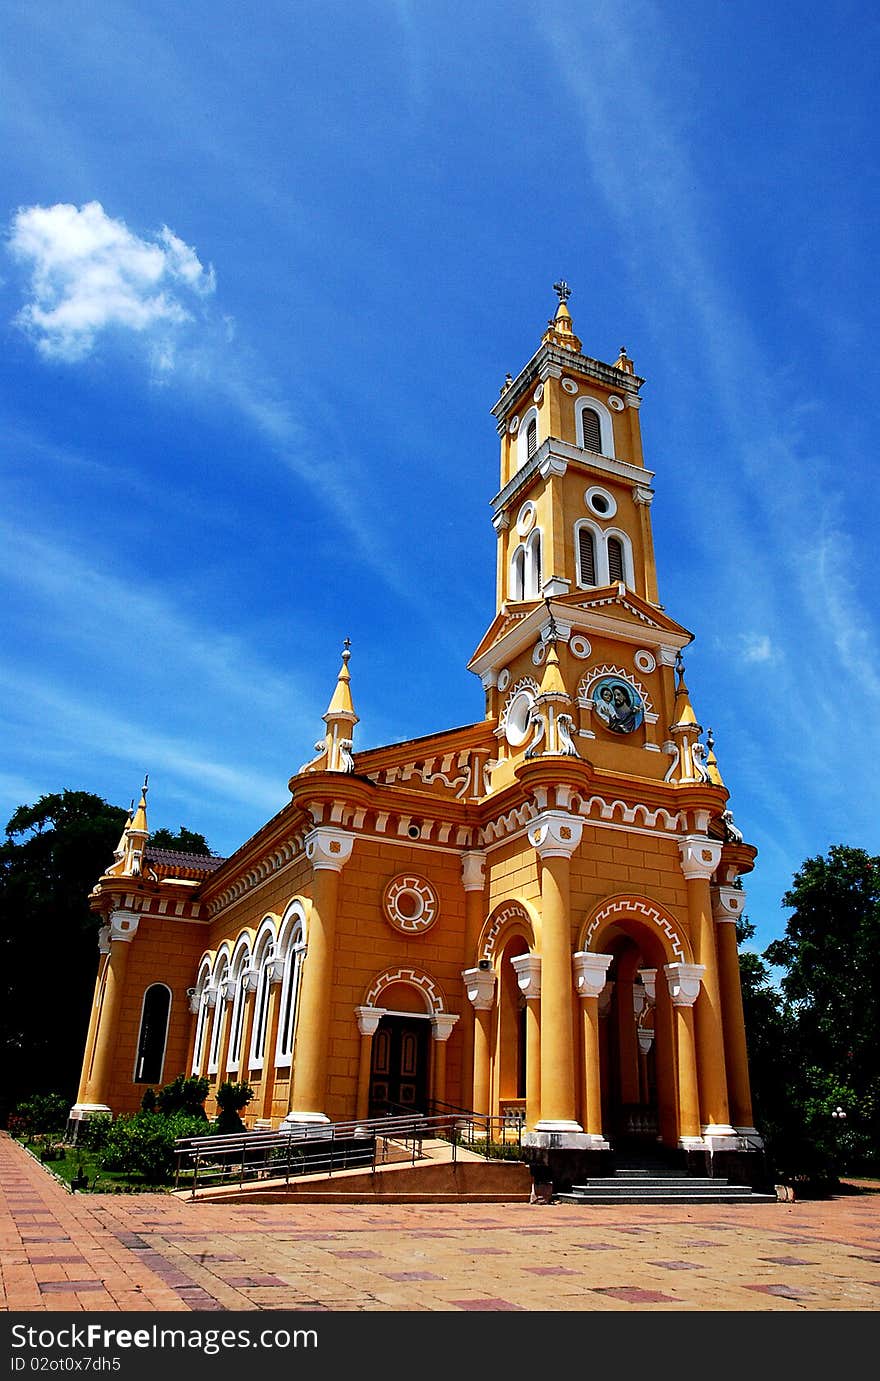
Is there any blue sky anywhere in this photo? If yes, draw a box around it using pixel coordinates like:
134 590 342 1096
1 0 877 956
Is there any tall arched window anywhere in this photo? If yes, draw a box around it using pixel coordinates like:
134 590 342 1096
510 545 527 601
580 407 601 453
134 984 171 1084
225 941 252 1075
248 929 276 1071
275 906 306 1067
207 956 229 1074
578 526 597 586
517 407 540 469
607 536 625 583
527 529 542 596
191 960 213 1075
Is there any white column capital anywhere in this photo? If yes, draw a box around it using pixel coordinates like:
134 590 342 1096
462 966 496 1010
355 1005 385 1037
528 809 584 860
305 826 354 871
431 1013 459 1042
664 962 705 1007
203 981 220 1010
633 484 654 506
109 909 139 943
638 1030 655 1054
678 834 723 881
712 884 747 924
572 951 613 999
267 955 285 985
638 968 657 1004
510 953 541 999
461 850 487 891
242 965 259 993
98 924 111 955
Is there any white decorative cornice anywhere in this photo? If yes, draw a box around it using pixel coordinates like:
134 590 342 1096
461 850 487 892
480 669 498 690
492 510 510 532
538 454 568 479
431 1013 459 1042
572 951 613 999
679 835 723 881
355 1005 385 1037
527 810 584 860
658 645 679 667
632 484 654 506
536 360 563 382
713 885 747 924
462 966 496 1010
305 826 354 872
510 953 542 999
664 962 705 1007
109 909 139 943
541 576 571 597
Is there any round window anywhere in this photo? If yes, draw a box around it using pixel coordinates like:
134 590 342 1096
585 486 617 519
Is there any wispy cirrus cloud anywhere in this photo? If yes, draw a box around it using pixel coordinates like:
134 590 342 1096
8 200 215 362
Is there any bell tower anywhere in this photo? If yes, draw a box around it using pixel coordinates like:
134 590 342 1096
469 285 703 793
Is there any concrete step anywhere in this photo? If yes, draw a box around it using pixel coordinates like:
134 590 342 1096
558 1190 777 1205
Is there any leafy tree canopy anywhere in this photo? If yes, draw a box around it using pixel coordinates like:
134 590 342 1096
150 825 212 855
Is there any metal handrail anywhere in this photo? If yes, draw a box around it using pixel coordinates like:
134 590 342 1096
174 1109 526 1196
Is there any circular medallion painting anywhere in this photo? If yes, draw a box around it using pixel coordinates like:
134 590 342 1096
592 676 644 735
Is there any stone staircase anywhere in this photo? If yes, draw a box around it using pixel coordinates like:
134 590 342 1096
557 1166 777 1206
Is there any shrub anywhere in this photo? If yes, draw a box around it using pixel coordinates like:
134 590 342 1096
214 1081 254 1133
102 1111 209 1184
77 1113 112 1153
155 1074 209 1119
140 1088 157 1113
12 1093 70 1136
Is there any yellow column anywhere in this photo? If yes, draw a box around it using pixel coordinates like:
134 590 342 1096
634 483 659 605
679 837 734 1136
573 952 613 1146
354 1007 382 1120
528 811 583 1135
461 852 487 1111
463 967 495 1117
431 1015 458 1108
713 886 757 1132
665 963 705 1143
510 955 541 1130
74 928 111 1108
288 828 353 1124
82 911 140 1110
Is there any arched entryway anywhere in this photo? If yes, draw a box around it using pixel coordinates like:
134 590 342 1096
358 968 457 1118
582 896 694 1151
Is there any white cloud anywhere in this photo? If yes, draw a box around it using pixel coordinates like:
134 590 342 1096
738 633 775 664
8 201 215 361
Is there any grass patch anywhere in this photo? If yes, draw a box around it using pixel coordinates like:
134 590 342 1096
19 1138 191 1194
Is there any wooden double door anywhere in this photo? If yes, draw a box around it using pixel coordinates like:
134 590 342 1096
368 1015 430 1115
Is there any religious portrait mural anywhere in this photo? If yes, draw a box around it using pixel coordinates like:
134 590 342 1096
592 676 644 734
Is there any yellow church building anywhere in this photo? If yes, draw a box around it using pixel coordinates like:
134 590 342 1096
71 286 764 1187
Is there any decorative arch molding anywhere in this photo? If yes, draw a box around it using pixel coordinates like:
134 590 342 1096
278 898 308 949
580 894 693 964
517 405 541 468
365 966 447 1014
479 899 539 963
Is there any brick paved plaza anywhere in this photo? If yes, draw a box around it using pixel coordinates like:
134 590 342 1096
2 1134 878 1312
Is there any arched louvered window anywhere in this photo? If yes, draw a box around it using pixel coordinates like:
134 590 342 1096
226 949 250 1074
578 526 597 586
526 418 538 457
207 959 228 1074
510 545 527 600
134 984 171 1084
608 535 625 583
581 407 601 453
275 911 306 1067
248 932 276 1070
530 531 542 595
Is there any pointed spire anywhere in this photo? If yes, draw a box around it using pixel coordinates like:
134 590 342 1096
538 598 567 698
324 639 355 720
613 345 635 375
542 281 582 353
705 728 725 787
299 640 359 775
106 776 149 877
672 652 698 727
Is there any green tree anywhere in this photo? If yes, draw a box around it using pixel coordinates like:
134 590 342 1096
150 826 212 855
0 791 127 1123
762 845 880 1178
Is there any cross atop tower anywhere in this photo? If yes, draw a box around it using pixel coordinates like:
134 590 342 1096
553 279 571 304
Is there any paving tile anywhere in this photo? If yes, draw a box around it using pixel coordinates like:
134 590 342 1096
594 1286 681 1303
449 1297 524 1311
